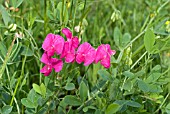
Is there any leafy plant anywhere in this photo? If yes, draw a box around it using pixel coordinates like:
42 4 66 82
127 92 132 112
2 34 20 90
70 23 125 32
0 0 170 114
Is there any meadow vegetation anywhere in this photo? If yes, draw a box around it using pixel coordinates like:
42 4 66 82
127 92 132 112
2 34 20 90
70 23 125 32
0 0 170 114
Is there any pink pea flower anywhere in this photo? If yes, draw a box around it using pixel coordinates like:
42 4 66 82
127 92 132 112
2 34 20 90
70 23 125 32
76 42 96 66
95 44 116 68
42 33 65 57
60 28 79 63
40 53 63 76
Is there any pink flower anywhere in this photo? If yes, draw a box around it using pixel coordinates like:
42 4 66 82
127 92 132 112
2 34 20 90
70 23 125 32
76 42 96 66
42 33 65 57
95 44 116 68
61 28 79 63
40 53 63 76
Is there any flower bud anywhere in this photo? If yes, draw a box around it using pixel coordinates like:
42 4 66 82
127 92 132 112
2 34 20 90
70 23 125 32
8 24 17 31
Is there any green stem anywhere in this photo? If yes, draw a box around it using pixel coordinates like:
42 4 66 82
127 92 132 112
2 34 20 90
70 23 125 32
157 0 170 13
69 0 74 19
0 36 17 80
132 44 145 58
116 49 124 63
10 46 28 106
130 51 147 69
154 93 170 113
61 0 65 27
124 30 145 50
72 0 78 32
161 67 170 76
140 15 149 32
120 77 127 91
44 0 47 35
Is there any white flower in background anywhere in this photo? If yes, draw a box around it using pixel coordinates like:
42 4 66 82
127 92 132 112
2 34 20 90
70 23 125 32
74 26 80 33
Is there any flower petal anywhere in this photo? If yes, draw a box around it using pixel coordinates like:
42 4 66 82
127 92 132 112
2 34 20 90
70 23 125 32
40 65 52 76
76 53 84 64
105 44 116 55
42 33 55 51
54 35 65 55
100 56 111 68
62 28 72 39
77 42 90 54
84 47 96 66
40 53 50 64
60 42 69 58
72 36 79 49
95 44 107 63
47 48 55 57
65 53 75 63
51 58 63 72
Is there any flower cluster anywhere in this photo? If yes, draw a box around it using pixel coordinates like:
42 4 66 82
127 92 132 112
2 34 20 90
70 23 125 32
40 28 116 76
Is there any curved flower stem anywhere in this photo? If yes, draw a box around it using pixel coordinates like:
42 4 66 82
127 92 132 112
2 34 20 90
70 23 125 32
116 49 124 63
124 30 145 50
130 51 147 69
154 93 170 113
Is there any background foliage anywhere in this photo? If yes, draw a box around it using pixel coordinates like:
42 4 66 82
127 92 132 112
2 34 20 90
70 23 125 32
0 0 170 114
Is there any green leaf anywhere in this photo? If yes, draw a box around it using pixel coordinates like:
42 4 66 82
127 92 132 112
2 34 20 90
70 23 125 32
151 65 161 73
33 83 46 97
138 79 149 92
98 69 111 81
121 33 131 48
83 106 96 112
57 2 62 23
1 105 13 114
123 71 134 78
0 41 7 59
37 107 47 114
0 5 11 25
105 103 120 114
12 0 24 8
21 98 36 108
57 2 68 25
144 29 155 53
79 81 88 102
40 83 46 98
123 81 132 91
27 89 40 105
135 70 145 77
145 73 161 83
21 45 34 56
10 43 22 61
33 83 41 95
114 100 141 108
165 103 170 114
64 95 82 106
65 83 75 90
114 27 122 48
148 84 163 93
16 0 24 8
63 4 68 25
126 100 141 108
